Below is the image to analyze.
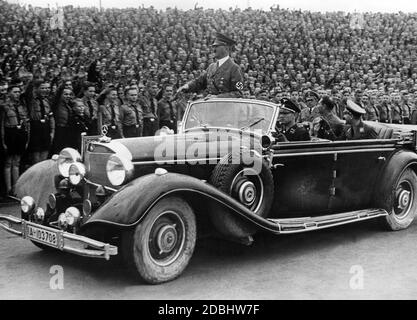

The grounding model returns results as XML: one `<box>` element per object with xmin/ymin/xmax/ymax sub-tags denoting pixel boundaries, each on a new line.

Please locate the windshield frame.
<box><xmin>180</xmin><ymin>98</ymin><xmax>280</xmax><ymax>135</ymax></box>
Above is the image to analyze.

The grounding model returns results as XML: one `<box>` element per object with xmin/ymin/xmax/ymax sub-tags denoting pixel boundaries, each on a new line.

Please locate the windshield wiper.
<box><xmin>240</xmin><ymin>117</ymin><xmax>265</xmax><ymax>130</ymax></box>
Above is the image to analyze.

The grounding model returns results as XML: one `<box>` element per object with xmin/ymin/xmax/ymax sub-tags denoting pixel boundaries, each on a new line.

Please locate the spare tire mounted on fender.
<box><xmin>209</xmin><ymin>151</ymin><xmax>274</xmax><ymax>238</ymax></box>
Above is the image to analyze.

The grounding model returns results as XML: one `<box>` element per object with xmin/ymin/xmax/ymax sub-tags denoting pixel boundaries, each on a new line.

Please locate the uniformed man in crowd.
<box><xmin>299</xmin><ymin>90</ymin><xmax>320</xmax><ymax>123</ymax></box>
<box><xmin>331</xmin><ymin>89</ymin><xmax>345</xmax><ymax>119</ymax></box>
<box><xmin>98</xmin><ymin>88</ymin><xmax>123</xmax><ymax>138</ymax></box>
<box><xmin>401</xmin><ymin>90</ymin><xmax>413</xmax><ymax>124</ymax></box>
<box><xmin>26</xmin><ymin>79</ymin><xmax>55</xmax><ymax>164</ymax></box>
<box><xmin>361</xmin><ymin>93</ymin><xmax>379</xmax><ymax>121</ymax></box>
<box><xmin>1</xmin><ymin>83</ymin><xmax>30</xmax><ymax>196</ymax></box>
<box><xmin>157</xmin><ymin>85</ymin><xmax>177</xmax><ymax>133</ymax></box>
<box><xmin>0</xmin><ymin>81</ymin><xmax>8</xmax><ymax>199</ymax></box>
<box><xmin>69</xmin><ymin>98</ymin><xmax>89</xmax><ymax>151</ymax></box>
<box><xmin>377</xmin><ymin>93</ymin><xmax>391</xmax><ymax>123</ymax></box>
<box><xmin>82</xmin><ymin>82</ymin><xmax>99</xmax><ymax>135</ymax></box>
<box><xmin>177</xmin><ymin>32</ymin><xmax>244</xmax><ymax>98</ymax></box>
<box><xmin>139</xmin><ymin>81</ymin><xmax>159</xmax><ymax>136</ymax></box>
<box><xmin>339</xmin><ymin>100</ymin><xmax>378</xmax><ymax>140</ymax></box>
<box><xmin>275</xmin><ymin>98</ymin><xmax>311</xmax><ymax>142</ymax></box>
<box><xmin>52</xmin><ymin>87</ymin><xmax>75</xmax><ymax>154</ymax></box>
<box><xmin>120</xmin><ymin>87</ymin><xmax>143</xmax><ymax>138</ymax></box>
<box><xmin>391</xmin><ymin>92</ymin><xmax>404</xmax><ymax>124</ymax></box>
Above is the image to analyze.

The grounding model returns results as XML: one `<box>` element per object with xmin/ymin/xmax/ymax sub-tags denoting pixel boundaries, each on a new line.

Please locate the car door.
<box><xmin>328</xmin><ymin>139</ymin><xmax>397</xmax><ymax>211</ymax></box>
<box><xmin>270</xmin><ymin>140</ymin><xmax>335</xmax><ymax>218</ymax></box>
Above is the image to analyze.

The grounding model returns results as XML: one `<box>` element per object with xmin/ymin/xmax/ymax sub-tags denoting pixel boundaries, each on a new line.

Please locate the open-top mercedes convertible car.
<box><xmin>1</xmin><ymin>98</ymin><xmax>417</xmax><ymax>284</ymax></box>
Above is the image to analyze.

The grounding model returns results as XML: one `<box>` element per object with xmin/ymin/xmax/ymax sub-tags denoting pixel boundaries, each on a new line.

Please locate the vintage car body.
<box><xmin>1</xmin><ymin>98</ymin><xmax>417</xmax><ymax>284</ymax></box>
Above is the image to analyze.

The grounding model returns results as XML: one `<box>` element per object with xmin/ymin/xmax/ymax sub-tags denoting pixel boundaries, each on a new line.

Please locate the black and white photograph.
<box><xmin>1</xmin><ymin>0</ymin><xmax>417</xmax><ymax>304</ymax></box>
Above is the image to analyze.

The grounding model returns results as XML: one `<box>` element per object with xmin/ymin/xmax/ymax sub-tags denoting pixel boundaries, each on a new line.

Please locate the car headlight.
<box><xmin>21</xmin><ymin>196</ymin><xmax>36</xmax><ymax>214</ymax></box>
<box><xmin>106</xmin><ymin>154</ymin><xmax>134</xmax><ymax>186</ymax></box>
<box><xmin>58</xmin><ymin>207</ymin><xmax>81</xmax><ymax>229</ymax></box>
<box><xmin>68</xmin><ymin>162</ymin><xmax>86</xmax><ymax>185</ymax></box>
<box><xmin>57</xmin><ymin>148</ymin><xmax>82</xmax><ymax>177</ymax></box>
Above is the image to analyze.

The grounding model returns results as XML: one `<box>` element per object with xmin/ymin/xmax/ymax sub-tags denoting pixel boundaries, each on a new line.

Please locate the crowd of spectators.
<box><xmin>1</xmin><ymin>1</ymin><xmax>417</xmax><ymax>94</ymax></box>
<box><xmin>1</xmin><ymin>1</ymin><xmax>417</xmax><ymax>199</ymax></box>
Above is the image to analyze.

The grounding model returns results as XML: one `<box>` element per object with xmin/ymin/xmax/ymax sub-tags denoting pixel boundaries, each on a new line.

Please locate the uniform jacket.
<box><xmin>187</xmin><ymin>57</ymin><xmax>244</xmax><ymax>98</ymax></box>
<box><xmin>139</xmin><ymin>94</ymin><xmax>158</xmax><ymax>119</ymax></box>
<box><xmin>119</xmin><ymin>103</ymin><xmax>143</xmax><ymax>127</ymax></box>
<box><xmin>377</xmin><ymin>103</ymin><xmax>391</xmax><ymax>123</ymax></box>
<box><xmin>98</xmin><ymin>103</ymin><xmax>123</xmax><ymax>137</ymax></box>
<box><xmin>157</xmin><ymin>98</ymin><xmax>177</xmax><ymax>122</ymax></box>
<box><xmin>299</xmin><ymin>105</ymin><xmax>321</xmax><ymax>123</ymax></box>
<box><xmin>339</xmin><ymin>121</ymin><xmax>378</xmax><ymax>140</ymax></box>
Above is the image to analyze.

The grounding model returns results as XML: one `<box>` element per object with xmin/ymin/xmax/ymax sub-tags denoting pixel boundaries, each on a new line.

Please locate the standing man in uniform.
<box><xmin>275</xmin><ymin>98</ymin><xmax>311</xmax><ymax>142</ymax></box>
<box><xmin>158</xmin><ymin>85</ymin><xmax>177</xmax><ymax>133</ymax></box>
<box><xmin>339</xmin><ymin>100</ymin><xmax>378</xmax><ymax>140</ymax></box>
<box><xmin>1</xmin><ymin>84</ymin><xmax>30</xmax><ymax>196</ymax></box>
<box><xmin>361</xmin><ymin>93</ymin><xmax>379</xmax><ymax>122</ymax></box>
<box><xmin>177</xmin><ymin>32</ymin><xmax>244</xmax><ymax>98</ymax></box>
<box><xmin>0</xmin><ymin>81</ymin><xmax>8</xmax><ymax>200</ymax></box>
<box><xmin>377</xmin><ymin>93</ymin><xmax>392</xmax><ymax>123</ymax></box>
<box><xmin>98</xmin><ymin>88</ymin><xmax>123</xmax><ymax>139</ymax></box>
<box><xmin>391</xmin><ymin>92</ymin><xmax>403</xmax><ymax>124</ymax></box>
<box><xmin>26</xmin><ymin>79</ymin><xmax>55</xmax><ymax>164</ymax></box>
<box><xmin>140</xmin><ymin>81</ymin><xmax>159</xmax><ymax>136</ymax></box>
<box><xmin>401</xmin><ymin>90</ymin><xmax>412</xmax><ymax>124</ymax></box>
<box><xmin>82</xmin><ymin>82</ymin><xmax>99</xmax><ymax>135</ymax></box>
<box><xmin>120</xmin><ymin>87</ymin><xmax>143</xmax><ymax>138</ymax></box>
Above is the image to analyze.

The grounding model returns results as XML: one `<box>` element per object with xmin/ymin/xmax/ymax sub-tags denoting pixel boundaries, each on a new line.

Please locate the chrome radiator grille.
<box><xmin>84</xmin><ymin>150</ymin><xmax>113</xmax><ymax>186</ymax></box>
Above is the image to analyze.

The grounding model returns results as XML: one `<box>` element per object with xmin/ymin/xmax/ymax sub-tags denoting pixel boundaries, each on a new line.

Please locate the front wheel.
<box><xmin>121</xmin><ymin>196</ymin><xmax>196</xmax><ymax>284</ymax></box>
<box><xmin>382</xmin><ymin>168</ymin><xmax>417</xmax><ymax>230</ymax></box>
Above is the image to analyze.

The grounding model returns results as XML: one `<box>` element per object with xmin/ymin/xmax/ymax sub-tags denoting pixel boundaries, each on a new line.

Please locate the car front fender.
<box><xmin>81</xmin><ymin>172</ymin><xmax>280</xmax><ymax>233</ymax></box>
<box><xmin>15</xmin><ymin>159</ymin><xmax>58</xmax><ymax>210</ymax></box>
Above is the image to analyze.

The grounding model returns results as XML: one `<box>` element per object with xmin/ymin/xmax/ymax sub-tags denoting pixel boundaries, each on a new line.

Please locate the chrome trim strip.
<box><xmin>0</xmin><ymin>215</ymin><xmax>23</xmax><ymax>236</ymax></box>
<box><xmin>269</xmin><ymin>208</ymin><xmax>388</xmax><ymax>234</ymax></box>
<box><xmin>274</xmin><ymin>148</ymin><xmax>396</xmax><ymax>157</ymax></box>
<box><xmin>132</xmin><ymin>157</ymin><xmax>223</xmax><ymax>165</ymax></box>
<box><xmin>0</xmin><ymin>215</ymin><xmax>117</xmax><ymax>260</ymax></box>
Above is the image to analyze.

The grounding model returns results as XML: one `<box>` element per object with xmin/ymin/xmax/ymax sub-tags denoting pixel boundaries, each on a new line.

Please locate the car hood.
<box><xmin>112</xmin><ymin>128</ymin><xmax>261</xmax><ymax>162</ymax></box>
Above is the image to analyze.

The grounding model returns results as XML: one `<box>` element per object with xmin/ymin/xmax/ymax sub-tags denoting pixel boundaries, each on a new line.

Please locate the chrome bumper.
<box><xmin>0</xmin><ymin>214</ymin><xmax>118</xmax><ymax>260</ymax></box>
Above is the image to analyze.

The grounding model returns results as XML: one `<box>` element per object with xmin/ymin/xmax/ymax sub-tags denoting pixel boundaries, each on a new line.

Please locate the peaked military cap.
<box><xmin>346</xmin><ymin>99</ymin><xmax>366</xmax><ymax>115</ymax></box>
<box><xmin>280</xmin><ymin>98</ymin><xmax>301</xmax><ymax>113</ymax></box>
<box><xmin>305</xmin><ymin>90</ymin><xmax>320</xmax><ymax>101</ymax></box>
<box><xmin>212</xmin><ymin>32</ymin><xmax>236</xmax><ymax>47</ymax></box>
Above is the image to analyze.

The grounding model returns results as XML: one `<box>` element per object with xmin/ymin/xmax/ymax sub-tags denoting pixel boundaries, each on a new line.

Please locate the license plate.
<box><xmin>27</xmin><ymin>225</ymin><xmax>58</xmax><ymax>247</ymax></box>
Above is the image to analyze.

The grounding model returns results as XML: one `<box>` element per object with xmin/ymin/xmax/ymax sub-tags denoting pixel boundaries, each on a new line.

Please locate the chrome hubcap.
<box><xmin>398</xmin><ymin>190</ymin><xmax>411</xmax><ymax>210</ymax></box>
<box><xmin>230</xmin><ymin>168</ymin><xmax>264</xmax><ymax>213</ymax></box>
<box><xmin>238</xmin><ymin>181</ymin><xmax>257</xmax><ymax>206</ymax></box>
<box><xmin>394</xmin><ymin>180</ymin><xmax>414</xmax><ymax>219</ymax></box>
<box><xmin>156</xmin><ymin>224</ymin><xmax>178</xmax><ymax>254</ymax></box>
<box><xmin>148</xmin><ymin>211</ymin><xmax>186</xmax><ymax>267</ymax></box>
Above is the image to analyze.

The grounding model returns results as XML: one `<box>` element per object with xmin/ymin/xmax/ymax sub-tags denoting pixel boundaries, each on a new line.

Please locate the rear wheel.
<box><xmin>382</xmin><ymin>168</ymin><xmax>417</xmax><ymax>230</ymax></box>
<box><xmin>121</xmin><ymin>197</ymin><xmax>196</xmax><ymax>284</ymax></box>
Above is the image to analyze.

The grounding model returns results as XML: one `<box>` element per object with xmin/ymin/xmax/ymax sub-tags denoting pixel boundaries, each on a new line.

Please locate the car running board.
<box><xmin>267</xmin><ymin>208</ymin><xmax>388</xmax><ymax>234</ymax></box>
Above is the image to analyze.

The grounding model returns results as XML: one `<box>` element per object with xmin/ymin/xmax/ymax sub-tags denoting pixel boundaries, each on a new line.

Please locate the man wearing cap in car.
<box><xmin>177</xmin><ymin>32</ymin><xmax>244</xmax><ymax>98</ymax></box>
<box><xmin>275</xmin><ymin>98</ymin><xmax>311</xmax><ymax>142</ymax></box>
<box><xmin>339</xmin><ymin>100</ymin><xmax>378</xmax><ymax>140</ymax></box>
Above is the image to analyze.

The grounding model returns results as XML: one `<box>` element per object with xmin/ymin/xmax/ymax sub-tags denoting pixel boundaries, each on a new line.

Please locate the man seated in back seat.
<box><xmin>338</xmin><ymin>100</ymin><xmax>378</xmax><ymax>140</ymax></box>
